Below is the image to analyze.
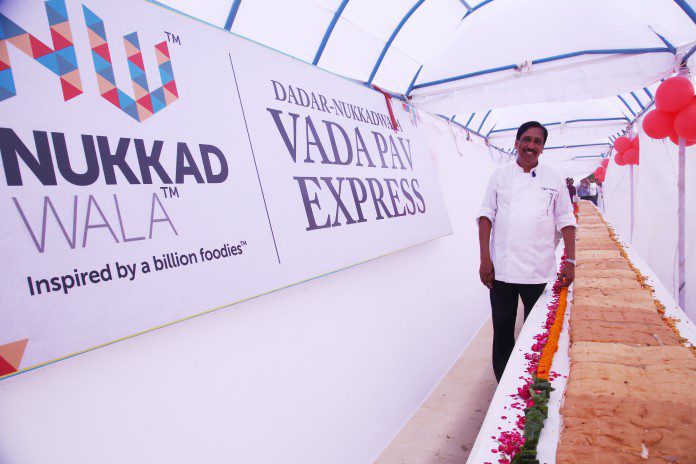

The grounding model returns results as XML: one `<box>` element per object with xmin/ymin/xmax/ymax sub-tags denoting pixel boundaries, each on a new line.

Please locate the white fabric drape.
<box><xmin>603</xmin><ymin>120</ymin><xmax>696</xmax><ymax>320</ymax></box>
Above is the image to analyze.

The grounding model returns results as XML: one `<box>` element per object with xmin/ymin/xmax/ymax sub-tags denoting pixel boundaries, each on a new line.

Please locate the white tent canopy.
<box><xmin>2</xmin><ymin>3</ymin><xmax>696</xmax><ymax>464</ymax></box>
<box><xmin>156</xmin><ymin>0</ymin><xmax>696</xmax><ymax>176</ymax></box>
<box><xmin>410</xmin><ymin>0</ymin><xmax>695</xmax><ymax>113</ymax></box>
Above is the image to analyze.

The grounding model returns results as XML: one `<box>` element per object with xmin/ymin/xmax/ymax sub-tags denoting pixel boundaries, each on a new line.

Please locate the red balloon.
<box><xmin>613</xmin><ymin>136</ymin><xmax>632</xmax><ymax>153</ymax></box>
<box><xmin>623</xmin><ymin>148</ymin><xmax>639</xmax><ymax>165</ymax></box>
<box><xmin>601</xmin><ymin>158</ymin><xmax>609</xmax><ymax>169</ymax></box>
<box><xmin>642</xmin><ymin>109</ymin><xmax>676</xmax><ymax>139</ymax></box>
<box><xmin>674</xmin><ymin>104</ymin><xmax>696</xmax><ymax>140</ymax></box>
<box><xmin>655</xmin><ymin>76</ymin><xmax>695</xmax><ymax>113</ymax></box>
<box><xmin>631</xmin><ymin>136</ymin><xmax>639</xmax><ymax>150</ymax></box>
<box><xmin>615</xmin><ymin>151</ymin><xmax>627</xmax><ymax>166</ymax></box>
<box><xmin>596</xmin><ymin>167</ymin><xmax>606</xmax><ymax>182</ymax></box>
<box><xmin>668</xmin><ymin>132</ymin><xmax>696</xmax><ymax>146</ymax></box>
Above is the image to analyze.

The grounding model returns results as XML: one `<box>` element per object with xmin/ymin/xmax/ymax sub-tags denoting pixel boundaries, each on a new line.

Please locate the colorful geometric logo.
<box><xmin>0</xmin><ymin>0</ymin><xmax>178</xmax><ymax>122</ymax></box>
<box><xmin>82</xmin><ymin>5</ymin><xmax>178</xmax><ymax>122</ymax></box>
<box><xmin>0</xmin><ymin>339</ymin><xmax>28</xmax><ymax>377</ymax></box>
<box><xmin>0</xmin><ymin>0</ymin><xmax>83</xmax><ymax>102</ymax></box>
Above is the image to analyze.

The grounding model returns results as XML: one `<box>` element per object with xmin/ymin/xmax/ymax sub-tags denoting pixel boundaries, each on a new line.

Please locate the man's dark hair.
<box><xmin>516</xmin><ymin>121</ymin><xmax>548</xmax><ymax>144</ymax></box>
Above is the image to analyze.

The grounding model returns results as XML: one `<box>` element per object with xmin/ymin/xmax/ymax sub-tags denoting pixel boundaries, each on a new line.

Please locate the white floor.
<box><xmin>375</xmin><ymin>304</ymin><xmax>528</xmax><ymax>464</ymax></box>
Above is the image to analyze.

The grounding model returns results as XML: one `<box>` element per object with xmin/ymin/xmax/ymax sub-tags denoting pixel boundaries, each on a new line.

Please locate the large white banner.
<box><xmin>0</xmin><ymin>0</ymin><xmax>452</xmax><ymax>378</ymax></box>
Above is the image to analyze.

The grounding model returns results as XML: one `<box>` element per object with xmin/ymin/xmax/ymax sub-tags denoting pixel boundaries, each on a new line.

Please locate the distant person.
<box><xmin>587</xmin><ymin>180</ymin><xmax>598</xmax><ymax>206</ymax></box>
<box><xmin>567</xmin><ymin>178</ymin><xmax>579</xmax><ymax>217</ymax></box>
<box><xmin>566</xmin><ymin>178</ymin><xmax>577</xmax><ymax>203</ymax></box>
<box><xmin>577</xmin><ymin>179</ymin><xmax>589</xmax><ymax>201</ymax></box>
<box><xmin>477</xmin><ymin>121</ymin><xmax>577</xmax><ymax>382</ymax></box>
<box><xmin>596</xmin><ymin>180</ymin><xmax>605</xmax><ymax>212</ymax></box>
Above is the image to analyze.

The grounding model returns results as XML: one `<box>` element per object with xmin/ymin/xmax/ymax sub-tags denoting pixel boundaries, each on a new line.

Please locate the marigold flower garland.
<box><xmin>596</xmin><ymin>207</ymin><xmax>694</xmax><ymax>355</ymax></box>
<box><xmin>485</xmin><ymin>203</ymin><xmax>695</xmax><ymax>464</ymax></box>
<box><xmin>536</xmin><ymin>287</ymin><xmax>568</xmax><ymax>380</ymax></box>
<box><xmin>485</xmin><ymin>261</ymin><xmax>569</xmax><ymax>464</ymax></box>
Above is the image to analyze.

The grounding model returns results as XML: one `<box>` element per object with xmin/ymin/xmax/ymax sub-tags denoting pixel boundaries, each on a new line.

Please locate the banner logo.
<box><xmin>0</xmin><ymin>0</ymin><xmax>178</xmax><ymax>122</ymax></box>
<box><xmin>0</xmin><ymin>1</ymin><xmax>82</xmax><ymax>102</ymax></box>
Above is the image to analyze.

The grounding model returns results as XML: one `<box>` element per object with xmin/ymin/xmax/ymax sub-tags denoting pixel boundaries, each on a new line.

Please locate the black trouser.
<box><xmin>580</xmin><ymin>195</ymin><xmax>598</xmax><ymax>206</ymax></box>
<box><xmin>490</xmin><ymin>280</ymin><xmax>547</xmax><ymax>381</ymax></box>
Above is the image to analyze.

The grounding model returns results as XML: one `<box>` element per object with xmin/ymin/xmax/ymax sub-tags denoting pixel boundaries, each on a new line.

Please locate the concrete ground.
<box><xmin>375</xmin><ymin>304</ymin><xmax>526</xmax><ymax>464</ymax></box>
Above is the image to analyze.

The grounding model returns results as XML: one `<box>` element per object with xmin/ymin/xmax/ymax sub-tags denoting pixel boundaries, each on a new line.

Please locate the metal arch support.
<box><xmin>617</xmin><ymin>95</ymin><xmax>637</xmax><ymax>117</ymax></box>
<box><xmin>366</xmin><ymin>0</ymin><xmax>426</xmax><ymax>86</ymax></box>
<box><xmin>487</xmin><ymin>117</ymin><xmax>629</xmax><ymax>135</ymax></box>
<box><xmin>444</xmin><ymin>115</ymin><xmax>507</xmax><ymax>152</ymax></box>
<box><xmin>643</xmin><ymin>87</ymin><xmax>654</xmax><ymax>100</ymax></box>
<box><xmin>477</xmin><ymin>109</ymin><xmax>492</xmax><ymax>133</ymax></box>
<box><xmin>630</xmin><ymin>91</ymin><xmax>646</xmax><ymax>110</ymax></box>
<box><xmin>224</xmin><ymin>0</ymin><xmax>242</xmax><ymax>30</ymax></box>
<box><xmin>566</xmin><ymin>116</ymin><xmax>630</xmax><ymax>124</ymax></box>
<box><xmin>461</xmin><ymin>0</ymin><xmax>495</xmax><ymax>20</ymax></box>
<box><xmin>411</xmin><ymin>47</ymin><xmax>672</xmax><ymax>91</ymax></box>
<box><xmin>674</xmin><ymin>0</ymin><xmax>696</xmax><ymax>24</ymax></box>
<box><xmin>465</xmin><ymin>113</ymin><xmax>476</xmax><ymax>128</ymax></box>
<box><xmin>683</xmin><ymin>43</ymin><xmax>696</xmax><ymax>64</ymax></box>
<box><xmin>405</xmin><ymin>65</ymin><xmax>423</xmax><ymax>96</ymax></box>
<box><xmin>532</xmin><ymin>48</ymin><xmax>671</xmax><ymax>65</ymax></box>
<box><xmin>653</xmin><ymin>32</ymin><xmax>677</xmax><ymax>54</ymax></box>
<box><xmin>545</xmin><ymin>143</ymin><xmax>611</xmax><ymax>150</ymax></box>
<box><xmin>312</xmin><ymin>0</ymin><xmax>350</xmax><ymax>65</ymax></box>
<box><xmin>406</xmin><ymin>0</ymin><xmax>495</xmax><ymax>95</ymax></box>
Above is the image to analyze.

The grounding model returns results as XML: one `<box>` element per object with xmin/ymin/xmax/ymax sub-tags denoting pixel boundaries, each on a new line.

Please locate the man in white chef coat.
<box><xmin>477</xmin><ymin>121</ymin><xmax>577</xmax><ymax>381</ymax></box>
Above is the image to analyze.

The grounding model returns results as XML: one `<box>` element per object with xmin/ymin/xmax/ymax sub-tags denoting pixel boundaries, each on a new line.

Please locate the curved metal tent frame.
<box><xmin>156</xmin><ymin>0</ymin><xmax>696</xmax><ymax>170</ymax></box>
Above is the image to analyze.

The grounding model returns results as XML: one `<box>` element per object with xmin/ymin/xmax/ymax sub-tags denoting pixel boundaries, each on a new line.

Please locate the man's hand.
<box><xmin>478</xmin><ymin>217</ymin><xmax>494</xmax><ymax>289</ymax></box>
<box><xmin>560</xmin><ymin>226</ymin><xmax>576</xmax><ymax>288</ymax></box>
<box><xmin>560</xmin><ymin>261</ymin><xmax>575</xmax><ymax>287</ymax></box>
<box><xmin>480</xmin><ymin>257</ymin><xmax>495</xmax><ymax>289</ymax></box>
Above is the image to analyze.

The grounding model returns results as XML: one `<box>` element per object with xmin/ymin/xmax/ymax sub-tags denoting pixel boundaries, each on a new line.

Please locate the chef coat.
<box><xmin>477</xmin><ymin>162</ymin><xmax>577</xmax><ymax>284</ymax></box>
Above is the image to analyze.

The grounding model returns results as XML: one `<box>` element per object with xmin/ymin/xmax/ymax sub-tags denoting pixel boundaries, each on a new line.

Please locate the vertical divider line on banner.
<box><xmin>227</xmin><ymin>53</ymin><xmax>282</xmax><ymax>264</ymax></box>
<box><xmin>678</xmin><ymin>137</ymin><xmax>686</xmax><ymax>309</ymax></box>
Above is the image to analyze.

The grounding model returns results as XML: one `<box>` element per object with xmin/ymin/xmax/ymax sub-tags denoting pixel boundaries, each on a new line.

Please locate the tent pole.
<box><xmin>678</xmin><ymin>137</ymin><xmax>686</xmax><ymax>309</ymax></box>
<box><xmin>630</xmin><ymin>164</ymin><xmax>635</xmax><ymax>243</ymax></box>
<box><xmin>627</xmin><ymin>125</ymin><xmax>635</xmax><ymax>243</ymax></box>
<box><xmin>676</xmin><ymin>65</ymin><xmax>688</xmax><ymax>310</ymax></box>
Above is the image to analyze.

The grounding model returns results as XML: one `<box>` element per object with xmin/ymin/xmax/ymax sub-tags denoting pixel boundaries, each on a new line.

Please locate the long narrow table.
<box><xmin>467</xmin><ymin>202</ymin><xmax>696</xmax><ymax>464</ymax></box>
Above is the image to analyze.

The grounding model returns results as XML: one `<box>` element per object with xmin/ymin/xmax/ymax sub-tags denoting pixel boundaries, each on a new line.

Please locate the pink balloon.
<box><xmin>674</xmin><ymin>104</ymin><xmax>696</xmax><ymax>141</ymax></box>
<box><xmin>623</xmin><ymin>148</ymin><xmax>639</xmax><ymax>165</ymax></box>
<box><xmin>613</xmin><ymin>136</ymin><xmax>632</xmax><ymax>153</ymax></box>
<box><xmin>614</xmin><ymin>151</ymin><xmax>627</xmax><ymax>166</ymax></box>
<box><xmin>642</xmin><ymin>109</ymin><xmax>676</xmax><ymax>139</ymax></box>
<box><xmin>655</xmin><ymin>77</ymin><xmax>695</xmax><ymax>113</ymax></box>
<box><xmin>668</xmin><ymin>132</ymin><xmax>696</xmax><ymax>146</ymax></box>
<box><xmin>601</xmin><ymin>158</ymin><xmax>609</xmax><ymax>169</ymax></box>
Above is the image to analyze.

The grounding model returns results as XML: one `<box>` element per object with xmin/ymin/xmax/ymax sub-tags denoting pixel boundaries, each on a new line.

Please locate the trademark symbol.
<box><xmin>159</xmin><ymin>186</ymin><xmax>180</xmax><ymax>198</ymax></box>
<box><xmin>240</xmin><ymin>240</ymin><xmax>247</xmax><ymax>246</ymax></box>
<box><xmin>164</xmin><ymin>31</ymin><xmax>181</xmax><ymax>45</ymax></box>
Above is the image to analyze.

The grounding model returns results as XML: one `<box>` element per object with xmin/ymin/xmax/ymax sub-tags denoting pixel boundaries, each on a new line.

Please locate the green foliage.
<box><xmin>511</xmin><ymin>376</ymin><xmax>555</xmax><ymax>464</ymax></box>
